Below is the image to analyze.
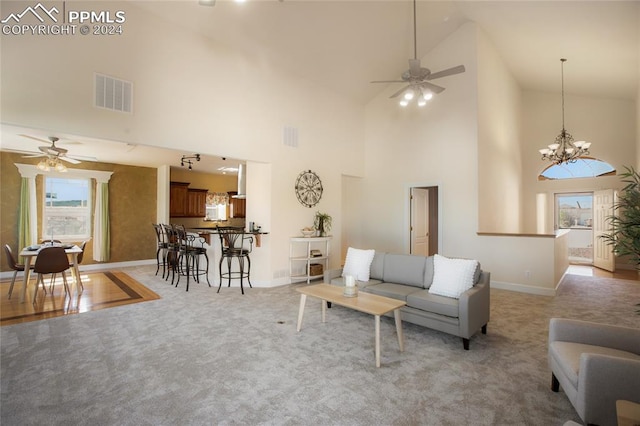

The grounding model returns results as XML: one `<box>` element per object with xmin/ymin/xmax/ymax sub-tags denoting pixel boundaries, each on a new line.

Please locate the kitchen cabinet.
<box><xmin>187</xmin><ymin>189</ymin><xmax>207</xmax><ymax>217</ymax></box>
<box><xmin>170</xmin><ymin>182</ymin><xmax>189</xmax><ymax>216</ymax></box>
<box><xmin>289</xmin><ymin>236</ymin><xmax>331</xmax><ymax>283</ymax></box>
<box><xmin>227</xmin><ymin>191</ymin><xmax>246</xmax><ymax>218</ymax></box>
<box><xmin>170</xmin><ymin>181</ymin><xmax>207</xmax><ymax>217</ymax></box>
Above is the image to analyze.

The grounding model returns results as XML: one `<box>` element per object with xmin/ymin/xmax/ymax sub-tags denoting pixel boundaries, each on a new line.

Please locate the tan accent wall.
<box><xmin>0</xmin><ymin>152</ymin><xmax>157</xmax><ymax>271</ymax></box>
<box><xmin>170</xmin><ymin>167</ymin><xmax>237</xmax><ymax>193</ymax></box>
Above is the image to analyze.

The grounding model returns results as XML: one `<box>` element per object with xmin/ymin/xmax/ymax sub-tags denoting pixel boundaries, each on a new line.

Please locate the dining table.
<box><xmin>18</xmin><ymin>243</ymin><xmax>83</xmax><ymax>303</ymax></box>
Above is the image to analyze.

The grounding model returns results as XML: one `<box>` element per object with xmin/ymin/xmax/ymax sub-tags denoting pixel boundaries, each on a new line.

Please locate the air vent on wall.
<box><xmin>283</xmin><ymin>126</ymin><xmax>298</xmax><ymax>148</ymax></box>
<box><xmin>95</xmin><ymin>73</ymin><xmax>133</xmax><ymax>113</ymax></box>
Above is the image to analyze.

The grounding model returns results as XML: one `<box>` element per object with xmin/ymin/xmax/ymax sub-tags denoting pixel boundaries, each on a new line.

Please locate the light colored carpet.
<box><xmin>1</xmin><ymin>266</ymin><xmax>639</xmax><ymax>425</ymax></box>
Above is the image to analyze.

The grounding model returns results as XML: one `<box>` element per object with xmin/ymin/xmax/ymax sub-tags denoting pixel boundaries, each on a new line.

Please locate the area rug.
<box><xmin>0</xmin><ymin>271</ymin><xmax>160</xmax><ymax>326</ymax></box>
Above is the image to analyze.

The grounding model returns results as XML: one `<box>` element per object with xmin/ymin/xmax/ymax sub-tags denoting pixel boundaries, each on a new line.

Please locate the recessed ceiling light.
<box><xmin>217</xmin><ymin>166</ymin><xmax>239</xmax><ymax>173</ymax></box>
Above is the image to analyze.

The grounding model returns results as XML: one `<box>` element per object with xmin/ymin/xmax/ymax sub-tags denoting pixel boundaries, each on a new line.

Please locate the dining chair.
<box><xmin>32</xmin><ymin>246</ymin><xmax>71</xmax><ymax>303</ymax></box>
<box><xmin>64</xmin><ymin>240</ymin><xmax>88</xmax><ymax>292</ymax></box>
<box><xmin>4</xmin><ymin>244</ymin><xmax>35</xmax><ymax>299</ymax></box>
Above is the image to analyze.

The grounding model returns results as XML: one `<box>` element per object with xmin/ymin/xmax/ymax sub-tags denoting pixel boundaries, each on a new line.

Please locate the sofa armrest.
<box><xmin>578</xmin><ymin>354</ymin><xmax>640</xmax><ymax>425</ymax></box>
<box><xmin>323</xmin><ymin>268</ymin><xmax>343</xmax><ymax>283</ymax></box>
<box><xmin>549</xmin><ymin>318</ymin><xmax>640</xmax><ymax>355</ymax></box>
<box><xmin>458</xmin><ymin>271</ymin><xmax>491</xmax><ymax>338</ymax></box>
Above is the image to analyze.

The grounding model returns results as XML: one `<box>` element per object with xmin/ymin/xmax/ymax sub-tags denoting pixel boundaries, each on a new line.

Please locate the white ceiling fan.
<box><xmin>20</xmin><ymin>135</ymin><xmax>82</xmax><ymax>164</ymax></box>
<box><xmin>371</xmin><ymin>0</ymin><xmax>465</xmax><ymax>106</ymax></box>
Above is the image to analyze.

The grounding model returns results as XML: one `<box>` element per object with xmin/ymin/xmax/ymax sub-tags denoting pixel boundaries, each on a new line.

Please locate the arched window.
<box><xmin>538</xmin><ymin>157</ymin><xmax>616</xmax><ymax>180</ymax></box>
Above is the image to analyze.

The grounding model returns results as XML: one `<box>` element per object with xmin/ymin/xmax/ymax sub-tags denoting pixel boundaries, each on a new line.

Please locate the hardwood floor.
<box><xmin>0</xmin><ymin>271</ymin><xmax>160</xmax><ymax>326</ymax></box>
<box><xmin>566</xmin><ymin>264</ymin><xmax>640</xmax><ymax>281</ymax></box>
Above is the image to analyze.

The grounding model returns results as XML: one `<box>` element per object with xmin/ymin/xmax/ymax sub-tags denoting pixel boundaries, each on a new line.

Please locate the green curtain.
<box><xmin>93</xmin><ymin>181</ymin><xmax>110</xmax><ymax>261</ymax></box>
<box><xmin>17</xmin><ymin>177</ymin><xmax>31</xmax><ymax>252</ymax></box>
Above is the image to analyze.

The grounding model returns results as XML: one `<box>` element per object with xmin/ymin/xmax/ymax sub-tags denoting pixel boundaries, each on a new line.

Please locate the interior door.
<box><xmin>410</xmin><ymin>188</ymin><xmax>429</xmax><ymax>256</ymax></box>
<box><xmin>593</xmin><ymin>189</ymin><xmax>616</xmax><ymax>272</ymax></box>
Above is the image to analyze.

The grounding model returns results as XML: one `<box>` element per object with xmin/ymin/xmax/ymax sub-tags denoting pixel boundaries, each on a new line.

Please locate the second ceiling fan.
<box><xmin>371</xmin><ymin>0</ymin><xmax>465</xmax><ymax>106</ymax></box>
<box><xmin>20</xmin><ymin>135</ymin><xmax>82</xmax><ymax>165</ymax></box>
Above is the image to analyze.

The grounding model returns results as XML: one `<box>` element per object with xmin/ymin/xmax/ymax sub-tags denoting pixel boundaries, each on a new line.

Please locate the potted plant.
<box><xmin>314</xmin><ymin>211</ymin><xmax>332</xmax><ymax>237</ymax></box>
<box><xmin>601</xmin><ymin>166</ymin><xmax>640</xmax><ymax>274</ymax></box>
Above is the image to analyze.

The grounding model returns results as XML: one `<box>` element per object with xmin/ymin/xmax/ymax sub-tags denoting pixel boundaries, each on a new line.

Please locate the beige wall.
<box><xmin>477</xmin><ymin>28</ymin><xmax>523</xmax><ymax>233</ymax></box>
<box><xmin>362</xmin><ymin>23</ymin><xmax>479</xmax><ymax>257</ymax></box>
<box><xmin>0</xmin><ymin>152</ymin><xmax>157</xmax><ymax>271</ymax></box>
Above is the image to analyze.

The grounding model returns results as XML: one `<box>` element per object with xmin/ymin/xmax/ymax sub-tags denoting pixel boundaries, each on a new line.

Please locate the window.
<box><xmin>539</xmin><ymin>158</ymin><xmax>615</xmax><ymax>180</ymax></box>
<box><xmin>205</xmin><ymin>192</ymin><xmax>228</xmax><ymax>221</ymax></box>
<box><xmin>555</xmin><ymin>193</ymin><xmax>593</xmax><ymax>229</ymax></box>
<box><xmin>43</xmin><ymin>177</ymin><xmax>91</xmax><ymax>241</ymax></box>
<box><xmin>206</xmin><ymin>204</ymin><xmax>227</xmax><ymax>221</ymax></box>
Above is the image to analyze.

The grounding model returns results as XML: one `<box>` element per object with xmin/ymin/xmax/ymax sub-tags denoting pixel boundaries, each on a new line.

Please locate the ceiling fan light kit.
<box><xmin>371</xmin><ymin>0</ymin><xmax>465</xmax><ymax>108</ymax></box>
<box><xmin>538</xmin><ymin>58</ymin><xmax>591</xmax><ymax>165</ymax></box>
<box><xmin>37</xmin><ymin>157</ymin><xmax>67</xmax><ymax>172</ymax></box>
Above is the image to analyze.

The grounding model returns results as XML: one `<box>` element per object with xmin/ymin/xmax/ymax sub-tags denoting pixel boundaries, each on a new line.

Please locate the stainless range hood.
<box><xmin>232</xmin><ymin>163</ymin><xmax>246</xmax><ymax>199</ymax></box>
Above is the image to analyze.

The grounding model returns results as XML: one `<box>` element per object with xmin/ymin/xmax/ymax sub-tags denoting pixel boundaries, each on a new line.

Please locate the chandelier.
<box><xmin>539</xmin><ymin>59</ymin><xmax>591</xmax><ymax>165</ymax></box>
<box><xmin>37</xmin><ymin>156</ymin><xmax>67</xmax><ymax>172</ymax></box>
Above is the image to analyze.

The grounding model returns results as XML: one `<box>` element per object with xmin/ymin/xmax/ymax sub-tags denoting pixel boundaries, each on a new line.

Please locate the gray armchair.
<box><xmin>548</xmin><ymin>318</ymin><xmax>640</xmax><ymax>426</ymax></box>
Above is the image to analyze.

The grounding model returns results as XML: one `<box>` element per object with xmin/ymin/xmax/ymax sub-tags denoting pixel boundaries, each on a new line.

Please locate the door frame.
<box><xmin>406</xmin><ymin>184</ymin><xmax>441</xmax><ymax>255</ymax></box>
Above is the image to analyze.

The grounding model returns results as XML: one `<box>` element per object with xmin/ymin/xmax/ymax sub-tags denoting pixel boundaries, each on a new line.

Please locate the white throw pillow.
<box><xmin>428</xmin><ymin>254</ymin><xmax>478</xmax><ymax>299</ymax></box>
<box><xmin>342</xmin><ymin>247</ymin><xmax>375</xmax><ymax>282</ymax></box>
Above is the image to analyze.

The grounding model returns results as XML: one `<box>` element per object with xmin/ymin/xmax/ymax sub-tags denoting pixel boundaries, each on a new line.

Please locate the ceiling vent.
<box><xmin>95</xmin><ymin>73</ymin><xmax>133</xmax><ymax>113</ymax></box>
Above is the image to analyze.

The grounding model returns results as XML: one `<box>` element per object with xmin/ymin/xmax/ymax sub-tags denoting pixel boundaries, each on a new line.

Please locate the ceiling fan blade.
<box><xmin>409</xmin><ymin>59</ymin><xmax>422</xmax><ymax>77</ymax></box>
<box><xmin>426</xmin><ymin>65</ymin><xmax>465</xmax><ymax>80</ymax></box>
<box><xmin>22</xmin><ymin>153</ymin><xmax>46</xmax><ymax>158</ymax></box>
<box><xmin>418</xmin><ymin>81</ymin><xmax>446</xmax><ymax>94</ymax></box>
<box><xmin>59</xmin><ymin>156</ymin><xmax>81</xmax><ymax>164</ymax></box>
<box><xmin>19</xmin><ymin>134</ymin><xmax>51</xmax><ymax>144</ymax></box>
<box><xmin>390</xmin><ymin>85</ymin><xmax>411</xmax><ymax>99</ymax></box>
<box><xmin>371</xmin><ymin>80</ymin><xmax>406</xmax><ymax>84</ymax></box>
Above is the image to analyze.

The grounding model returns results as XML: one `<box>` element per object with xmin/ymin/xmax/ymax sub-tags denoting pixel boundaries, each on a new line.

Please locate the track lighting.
<box><xmin>181</xmin><ymin>154</ymin><xmax>201</xmax><ymax>170</ymax></box>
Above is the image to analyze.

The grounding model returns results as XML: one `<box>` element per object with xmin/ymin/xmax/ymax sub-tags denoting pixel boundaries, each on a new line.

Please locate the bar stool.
<box><xmin>152</xmin><ymin>224</ymin><xmax>169</xmax><ymax>278</ymax></box>
<box><xmin>217</xmin><ymin>227</ymin><xmax>253</xmax><ymax>294</ymax></box>
<box><xmin>172</xmin><ymin>224</ymin><xmax>210</xmax><ymax>291</ymax></box>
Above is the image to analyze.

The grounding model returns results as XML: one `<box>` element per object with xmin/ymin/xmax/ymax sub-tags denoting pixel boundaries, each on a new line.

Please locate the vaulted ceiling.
<box><xmin>1</xmin><ymin>1</ymin><xmax>638</xmax><ymax>169</ymax></box>
<box><xmin>136</xmin><ymin>0</ymin><xmax>639</xmax><ymax>103</ymax></box>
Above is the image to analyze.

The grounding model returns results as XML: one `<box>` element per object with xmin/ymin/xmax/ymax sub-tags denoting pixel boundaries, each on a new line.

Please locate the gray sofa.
<box><xmin>324</xmin><ymin>251</ymin><xmax>490</xmax><ymax>350</ymax></box>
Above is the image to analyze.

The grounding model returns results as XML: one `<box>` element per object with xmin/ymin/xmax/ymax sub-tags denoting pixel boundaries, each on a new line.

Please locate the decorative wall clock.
<box><xmin>295</xmin><ymin>170</ymin><xmax>323</xmax><ymax>208</ymax></box>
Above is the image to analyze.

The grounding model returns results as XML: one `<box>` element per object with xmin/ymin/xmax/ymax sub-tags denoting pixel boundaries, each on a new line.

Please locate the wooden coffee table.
<box><xmin>296</xmin><ymin>283</ymin><xmax>406</xmax><ymax>367</ymax></box>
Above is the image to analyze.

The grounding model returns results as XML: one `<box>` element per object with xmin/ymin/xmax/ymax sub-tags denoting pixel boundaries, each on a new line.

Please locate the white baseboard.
<box><xmin>491</xmin><ymin>280</ymin><xmax>556</xmax><ymax>297</ymax></box>
<box><xmin>79</xmin><ymin>259</ymin><xmax>157</xmax><ymax>271</ymax></box>
<box><xmin>0</xmin><ymin>259</ymin><xmax>157</xmax><ymax>280</ymax></box>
